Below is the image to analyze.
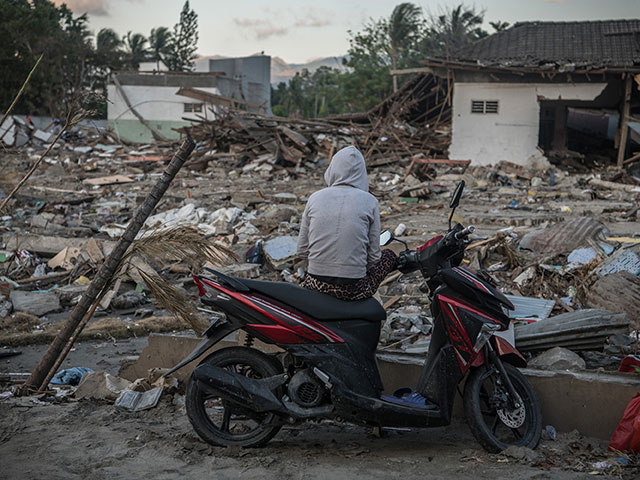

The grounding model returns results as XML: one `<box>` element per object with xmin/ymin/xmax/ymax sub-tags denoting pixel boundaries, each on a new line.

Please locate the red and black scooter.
<box><xmin>167</xmin><ymin>181</ymin><xmax>542</xmax><ymax>453</ymax></box>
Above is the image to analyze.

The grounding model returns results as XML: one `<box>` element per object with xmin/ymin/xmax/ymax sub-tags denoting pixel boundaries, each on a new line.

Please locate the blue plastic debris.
<box><xmin>50</xmin><ymin>367</ymin><xmax>94</xmax><ymax>386</ymax></box>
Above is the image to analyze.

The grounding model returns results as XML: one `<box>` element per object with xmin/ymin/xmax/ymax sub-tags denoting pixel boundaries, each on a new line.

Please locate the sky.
<box><xmin>54</xmin><ymin>0</ymin><xmax>640</xmax><ymax>64</ymax></box>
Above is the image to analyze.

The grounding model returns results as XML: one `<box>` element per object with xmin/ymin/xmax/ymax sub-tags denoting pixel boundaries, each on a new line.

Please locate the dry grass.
<box><xmin>0</xmin><ymin>315</ymin><xmax>189</xmax><ymax>347</ymax></box>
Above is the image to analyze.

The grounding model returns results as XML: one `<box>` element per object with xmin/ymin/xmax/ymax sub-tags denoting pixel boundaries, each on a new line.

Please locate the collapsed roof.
<box><xmin>439</xmin><ymin>20</ymin><xmax>640</xmax><ymax>72</ymax></box>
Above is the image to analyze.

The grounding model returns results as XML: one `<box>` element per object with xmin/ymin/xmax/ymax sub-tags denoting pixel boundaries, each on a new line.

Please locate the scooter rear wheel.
<box><xmin>185</xmin><ymin>346</ymin><xmax>283</xmax><ymax>447</ymax></box>
<box><xmin>464</xmin><ymin>362</ymin><xmax>542</xmax><ymax>453</ymax></box>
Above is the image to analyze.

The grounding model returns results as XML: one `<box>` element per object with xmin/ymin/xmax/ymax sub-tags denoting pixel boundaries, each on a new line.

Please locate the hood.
<box><xmin>324</xmin><ymin>146</ymin><xmax>368</xmax><ymax>191</ymax></box>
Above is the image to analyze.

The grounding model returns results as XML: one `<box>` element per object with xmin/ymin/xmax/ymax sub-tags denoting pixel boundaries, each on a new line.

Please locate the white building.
<box><xmin>424</xmin><ymin>20</ymin><xmax>640</xmax><ymax>168</ymax></box>
<box><xmin>108</xmin><ymin>55</ymin><xmax>271</xmax><ymax>143</ymax></box>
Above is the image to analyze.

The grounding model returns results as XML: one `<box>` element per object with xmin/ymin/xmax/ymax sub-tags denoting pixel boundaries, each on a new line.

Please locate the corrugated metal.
<box><xmin>506</xmin><ymin>294</ymin><xmax>555</xmax><ymax>320</ymax></box>
<box><xmin>518</xmin><ymin>217</ymin><xmax>609</xmax><ymax>254</ymax></box>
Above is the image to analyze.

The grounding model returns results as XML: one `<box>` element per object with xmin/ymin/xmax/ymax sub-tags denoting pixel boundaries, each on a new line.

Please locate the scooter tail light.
<box><xmin>473</xmin><ymin>322</ymin><xmax>501</xmax><ymax>353</ymax></box>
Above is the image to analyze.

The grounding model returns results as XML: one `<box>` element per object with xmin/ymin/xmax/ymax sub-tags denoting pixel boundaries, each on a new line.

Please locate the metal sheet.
<box><xmin>519</xmin><ymin>217</ymin><xmax>609</xmax><ymax>254</ymax></box>
<box><xmin>505</xmin><ymin>294</ymin><xmax>555</xmax><ymax>321</ymax></box>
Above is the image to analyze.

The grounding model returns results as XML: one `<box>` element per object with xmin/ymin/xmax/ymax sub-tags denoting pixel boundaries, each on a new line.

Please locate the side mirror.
<box><xmin>380</xmin><ymin>230</ymin><xmax>394</xmax><ymax>246</ymax></box>
<box><xmin>449</xmin><ymin>180</ymin><xmax>465</xmax><ymax>209</ymax></box>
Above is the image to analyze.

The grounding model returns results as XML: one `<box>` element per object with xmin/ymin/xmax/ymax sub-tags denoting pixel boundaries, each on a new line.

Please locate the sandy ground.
<box><xmin>1</xmin><ymin>337</ymin><xmax>636</xmax><ymax>480</ymax></box>
<box><xmin>0</xmin><ymin>396</ymin><xmax>626</xmax><ymax>480</ymax></box>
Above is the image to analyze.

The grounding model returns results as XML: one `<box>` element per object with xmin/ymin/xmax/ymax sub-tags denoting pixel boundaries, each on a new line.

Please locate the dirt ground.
<box><xmin>1</xmin><ymin>337</ymin><xmax>636</xmax><ymax>480</ymax></box>
<box><xmin>0</xmin><ymin>396</ymin><xmax>629</xmax><ymax>480</ymax></box>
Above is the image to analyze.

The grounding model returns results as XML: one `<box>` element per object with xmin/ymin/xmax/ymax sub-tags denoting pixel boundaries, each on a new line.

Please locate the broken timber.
<box><xmin>20</xmin><ymin>137</ymin><xmax>196</xmax><ymax>394</ymax></box>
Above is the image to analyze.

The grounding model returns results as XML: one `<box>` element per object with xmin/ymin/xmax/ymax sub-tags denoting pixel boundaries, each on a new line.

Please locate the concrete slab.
<box><xmin>125</xmin><ymin>334</ymin><xmax>640</xmax><ymax>440</ymax></box>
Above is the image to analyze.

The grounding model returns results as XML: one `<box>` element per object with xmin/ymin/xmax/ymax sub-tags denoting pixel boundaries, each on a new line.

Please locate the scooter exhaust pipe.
<box><xmin>192</xmin><ymin>364</ymin><xmax>287</xmax><ymax>413</ymax></box>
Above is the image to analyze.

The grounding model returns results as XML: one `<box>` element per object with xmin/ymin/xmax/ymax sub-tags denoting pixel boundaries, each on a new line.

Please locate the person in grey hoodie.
<box><xmin>297</xmin><ymin>146</ymin><xmax>397</xmax><ymax>301</ymax></box>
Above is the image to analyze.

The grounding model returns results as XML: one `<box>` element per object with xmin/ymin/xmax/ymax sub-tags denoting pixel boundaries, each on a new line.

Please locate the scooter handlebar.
<box><xmin>454</xmin><ymin>225</ymin><xmax>475</xmax><ymax>240</ymax></box>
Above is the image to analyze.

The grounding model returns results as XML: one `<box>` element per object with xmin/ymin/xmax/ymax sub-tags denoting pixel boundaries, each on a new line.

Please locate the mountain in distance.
<box><xmin>194</xmin><ymin>54</ymin><xmax>349</xmax><ymax>85</ymax></box>
<box><xmin>270</xmin><ymin>55</ymin><xmax>348</xmax><ymax>85</ymax></box>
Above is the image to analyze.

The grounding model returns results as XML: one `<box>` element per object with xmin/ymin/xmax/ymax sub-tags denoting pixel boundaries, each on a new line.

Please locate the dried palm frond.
<box><xmin>123</xmin><ymin>224</ymin><xmax>235</xmax><ymax>269</ymax></box>
<box><xmin>136</xmin><ymin>268</ymin><xmax>209</xmax><ymax>334</ymax></box>
<box><xmin>106</xmin><ymin>225</ymin><xmax>235</xmax><ymax>334</ymax></box>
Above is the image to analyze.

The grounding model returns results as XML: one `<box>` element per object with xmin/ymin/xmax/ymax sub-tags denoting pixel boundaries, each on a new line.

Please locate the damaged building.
<box><xmin>108</xmin><ymin>55</ymin><xmax>271</xmax><ymax>143</ymax></box>
<box><xmin>423</xmin><ymin>20</ymin><xmax>640</xmax><ymax>168</ymax></box>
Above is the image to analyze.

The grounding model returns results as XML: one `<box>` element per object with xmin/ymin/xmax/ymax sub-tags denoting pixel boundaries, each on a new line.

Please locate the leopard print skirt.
<box><xmin>302</xmin><ymin>249</ymin><xmax>398</xmax><ymax>301</ymax></box>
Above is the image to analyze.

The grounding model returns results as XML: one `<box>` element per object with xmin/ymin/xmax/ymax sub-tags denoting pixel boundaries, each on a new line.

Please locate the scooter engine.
<box><xmin>287</xmin><ymin>369</ymin><xmax>325</xmax><ymax>408</ymax></box>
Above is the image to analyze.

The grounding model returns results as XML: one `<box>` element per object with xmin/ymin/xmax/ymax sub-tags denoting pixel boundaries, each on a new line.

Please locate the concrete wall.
<box><xmin>449</xmin><ymin>82</ymin><xmax>607</xmax><ymax>167</ymax></box>
<box><xmin>208</xmin><ymin>56</ymin><xmax>271</xmax><ymax>113</ymax></box>
<box><xmin>128</xmin><ymin>334</ymin><xmax>639</xmax><ymax>441</ymax></box>
<box><xmin>106</xmin><ymin>82</ymin><xmax>220</xmax><ymax>143</ymax></box>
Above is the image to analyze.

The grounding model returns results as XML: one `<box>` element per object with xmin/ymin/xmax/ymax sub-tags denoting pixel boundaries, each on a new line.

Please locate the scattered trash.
<box><xmin>115</xmin><ymin>386</ymin><xmax>163</xmax><ymax>412</ymax></box>
<box><xmin>50</xmin><ymin>367</ymin><xmax>94</xmax><ymax>386</ymax></box>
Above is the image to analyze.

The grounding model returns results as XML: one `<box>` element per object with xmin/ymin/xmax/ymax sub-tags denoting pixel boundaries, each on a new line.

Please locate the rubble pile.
<box><xmin>0</xmin><ymin>105</ymin><xmax>639</xmax><ymax>375</ymax></box>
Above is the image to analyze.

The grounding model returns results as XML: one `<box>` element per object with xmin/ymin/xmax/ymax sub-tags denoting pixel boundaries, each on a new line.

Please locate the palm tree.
<box><xmin>490</xmin><ymin>21</ymin><xmax>510</xmax><ymax>33</ymax></box>
<box><xmin>387</xmin><ymin>3</ymin><xmax>423</xmax><ymax>92</ymax></box>
<box><xmin>149</xmin><ymin>27</ymin><xmax>172</xmax><ymax>70</ymax></box>
<box><xmin>97</xmin><ymin>28</ymin><xmax>122</xmax><ymax>52</ymax></box>
<box><xmin>124</xmin><ymin>31</ymin><xmax>148</xmax><ymax>70</ymax></box>
<box><xmin>426</xmin><ymin>4</ymin><xmax>486</xmax><ymax>56</ymax></box>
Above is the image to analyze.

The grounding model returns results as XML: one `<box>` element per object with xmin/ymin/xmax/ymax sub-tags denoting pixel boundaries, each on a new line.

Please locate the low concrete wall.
<box><xmin>125</xmin><ymin>334</ymin><xmax>640</xmax><ymax>440</ymax></box>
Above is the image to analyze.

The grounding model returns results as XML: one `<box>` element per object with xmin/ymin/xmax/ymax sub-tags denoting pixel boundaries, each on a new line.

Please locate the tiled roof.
<box><xmin>452</xmin><ymin>20</ymin><xmax>640</xmax><ymax>70</ymax></box>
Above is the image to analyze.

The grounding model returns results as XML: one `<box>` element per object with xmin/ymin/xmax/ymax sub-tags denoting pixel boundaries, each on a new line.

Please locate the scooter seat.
<box><xmin>243</xmin><ymin>278</ymin><xmax>386</xmax><ymax>322</ymax></box>
<box><xmin>220</xmin><ymin>274</ymin><xmax>386</xmax><ymax>322</ymax></box>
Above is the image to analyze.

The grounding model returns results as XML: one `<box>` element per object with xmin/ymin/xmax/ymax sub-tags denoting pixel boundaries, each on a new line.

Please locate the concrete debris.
<box><xmin>588</xmin><ymin>272</ymin><xmax>640</xmax><ymax>329</ymax></box>
<box><xmin>380</xmin><ymin>306</ymin><xmax>432</xmax><ymax>345</ymax></box>
<box><xmin>74</xmin><ymin>371</ymin><xmax>132</xmax><ymax>401</ymax></box>
<box><xmin>263</xmin><ymin>235</ymin><xmax>298</xmax><ymax>270</ymax></box>
<box><xmin>1</xmin><ymin>106</ymin><xmax>640</xmax><ymax>376</ymax></box>
<box><xmin>9</xmin><ymin>290</ymin><xmax>60</xmax><ymax>316</ymax></box>
<box><xmin>220</xmin><ymin>263</ymin><xmax>261</xmax><ymax>279</ymax></box>
<box><xmin>529</xmin><ymin>346</ymin><xmax>586</xmax><ymax>371</ymax></box>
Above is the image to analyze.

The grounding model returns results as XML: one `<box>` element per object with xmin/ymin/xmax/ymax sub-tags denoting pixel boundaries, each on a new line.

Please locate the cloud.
<box><xmin>234</xmin><ymin>6</ymin><xmax>333</xmax><ymax>40</ymax></box>
<box><xmin>294</xmin><ymin>7</ymin><xmax>333</xmax><ymax>28</ymax></box>
<box><xmin>233</xmin><ymin>17</ymin><xmax>288</xmax><ymax>39</ymax></box>
<box><xmin>52</xmin><ymin>0</ymin><xmax>111</xmax><ymax>16</ymax></box>
<box><xmin>537</xmin><ymin>0</ymin><xmax>570</xmax><ymax>3</ymax></box>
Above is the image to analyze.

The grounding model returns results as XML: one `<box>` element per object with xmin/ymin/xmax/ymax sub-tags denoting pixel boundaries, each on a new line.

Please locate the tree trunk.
<box><xmin>392</xmin><ymin>55</ymin><xmax>398</xmax><ymax>93</ymax></box>
<box><xmin>20</xmin><ymin>137</ymin><xmax>195</xmax><ymax>394</ymax></box>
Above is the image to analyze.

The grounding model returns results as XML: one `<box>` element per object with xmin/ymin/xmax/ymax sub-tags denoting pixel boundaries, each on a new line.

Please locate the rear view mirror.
<box><xmin>449</xmin><ymin>180</ymin><xmax>465</xmax><ymax>209</ymax></box>
<box><xmin>380</xmin><ymin>230</ymin><xmax>393</xmax><ymax>246</ymax></box>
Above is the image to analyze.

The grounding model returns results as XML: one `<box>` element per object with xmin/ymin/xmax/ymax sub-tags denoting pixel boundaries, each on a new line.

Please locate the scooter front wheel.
<box><xmin>464</xmin><ymin>362</ymin><xmax>542</xmax><ymax>453</ymax></box>
<box><xmin>185</xmin><ymin>346</ymin><xmax>283</xmax><ymax>447</ymax></box>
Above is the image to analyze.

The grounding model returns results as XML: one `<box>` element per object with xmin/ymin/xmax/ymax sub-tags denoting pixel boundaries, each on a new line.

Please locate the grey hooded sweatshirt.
<box><xmin>297</xmin><ymin>146</ymin><xmax>381</xmax><ymax>278</ymax></box>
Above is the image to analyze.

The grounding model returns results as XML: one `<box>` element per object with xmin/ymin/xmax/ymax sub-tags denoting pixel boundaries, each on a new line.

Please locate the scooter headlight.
<box><xmin>473</xmin><ymin>322</ymin><xmax>501</xmax><ymax>352</ymax></box>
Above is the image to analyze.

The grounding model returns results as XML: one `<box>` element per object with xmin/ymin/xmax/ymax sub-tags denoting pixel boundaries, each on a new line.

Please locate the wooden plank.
<box><xmin>389</xmin><ymin>67</ymin><xmax>433</xmax><ymax>76</ymax></box>
<box><xmin>84</xmin><ymin>175</ymin><xmax>134</xmax><ymax>186</ymax></box>
<box><xmin>617</xmin><ymin>74</ymin><xmax>632</xmax><ymax>167</ymax></box>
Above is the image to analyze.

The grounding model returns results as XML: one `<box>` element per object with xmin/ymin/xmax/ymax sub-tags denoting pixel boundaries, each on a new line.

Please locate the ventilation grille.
<box><xmin>471</xmin><ymin>100</ymin><xmax>499</xmax><ymax>114</ymax></box>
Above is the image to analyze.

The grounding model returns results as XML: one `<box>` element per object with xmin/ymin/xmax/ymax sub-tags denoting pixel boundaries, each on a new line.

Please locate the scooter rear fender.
<box><xmin>470</xmin><ymin>336</ymin><xmax>527</xmax><ymax>369</ymax></box>
<box><xmin>163</xmin><ymin>321</ymin><xmax>238</xmax><ymax>377</ymax></box>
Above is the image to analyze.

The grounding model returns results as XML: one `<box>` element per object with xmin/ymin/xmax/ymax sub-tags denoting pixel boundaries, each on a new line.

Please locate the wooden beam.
<box><xmin>623</xmin><ymin>151</ymin><xmax>640</xmax><ymax>165</ymax></box>
<box><xmin>617</xmin><ymin>74</ymin><xmax>633</xmax><ymax>167</ymax></box>
<box><xmin>389</xmin><ymin>67</ymin><xmax>433</xmax><ymax>76</ymax></box>
<box><xmin>175</xmin><ymin>86</ymin><xmax>265</xmax><ymax>113</ymax></box>
<box><xmin>404</xmin><ymin>157</ymin><xmax>471</xmax><ymax>180</ymax></box>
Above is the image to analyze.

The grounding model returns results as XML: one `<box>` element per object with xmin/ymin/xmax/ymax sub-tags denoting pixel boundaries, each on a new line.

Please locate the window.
<box><xmin>471</xmin><ymin>100</ymin><xmax>499</xmax><ymax>114</ymax></box>
<box><xmin>183</xmin><ymin>103</ymin><xmax>203</xmax><ymax>113</ymax></box>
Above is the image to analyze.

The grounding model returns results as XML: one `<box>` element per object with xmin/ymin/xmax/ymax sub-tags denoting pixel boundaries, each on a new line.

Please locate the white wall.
<box><xmin>449</xmin><ymin>82</ymin><xmax>607</xmax><ymax>167</ymax></box>
<box><xmin>107</xmin><ymin>84</ymin><xmax>221</xmax><ymax>122</ymax></box>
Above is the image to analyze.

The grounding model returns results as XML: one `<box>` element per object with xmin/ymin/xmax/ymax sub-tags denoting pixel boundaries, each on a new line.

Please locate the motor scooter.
<box><xmin>166</xmin><ymin>181</ymin><xmax>542</xmax><ymax>452</ymax></box>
